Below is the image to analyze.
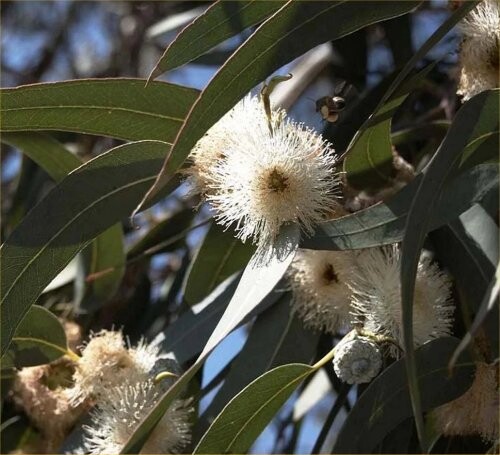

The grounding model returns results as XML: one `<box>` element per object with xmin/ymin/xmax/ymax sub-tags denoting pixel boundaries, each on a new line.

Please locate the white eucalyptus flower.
<box><xmin>349</xmin><ymin>245</ymin><xmax>454</xmax><ymax>356</ymax></box>
<box><xmin>68</xmin><ymin>330</ymin><xmax>162</xmax><ymax>405</ymax></box>
<box><xmin>187</xmin><ymin>95</ymin><xmax>340</xmax><ymax>257</ymax></box>
<box><xmin>289</xmin><ymin>249</ymin><xmax>355</xmax><ymax>334</ymax></box>
<box><xmin>333</xmin><ymin>332</ymin><xmax>382</xmax><ymax>384</ymax></box>
<box><xmin>457</xmin><ymin>0</ymin><xmax>500</xmax><ymax>100</ymax></box>
<box><xmin>82</xmin><ymin>379</ymin><xmax>192</xmax><ymax>454</ymax></box>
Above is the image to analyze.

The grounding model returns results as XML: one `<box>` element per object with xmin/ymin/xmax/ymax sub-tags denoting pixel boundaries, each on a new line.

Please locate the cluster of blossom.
<box><xmin>14</xmin><ymin>330</ymin><xmax>192</xmax><ymax>454</ymax></box>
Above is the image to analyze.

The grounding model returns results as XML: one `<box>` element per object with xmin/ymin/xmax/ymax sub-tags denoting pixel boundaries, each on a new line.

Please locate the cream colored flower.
<box><xmin>68</xmin><ymin>330</ymin><xmax>161</xmax><ymax>405</ymax></box>
<box><xmin>457</xmin><ymin>0</ymin><xmax>500</xmax><ymax>100</ymax></box>
<box><xmin>187</xmin><ymin>95</ymin><xmax>340</xmax><ymax>256</ymax></box>
<box><xmin>82</xmin><ymin>379</ymin><xmax>192</xmax><ymax>454</ymax></box>
<box><xmin>333</xmin><ymin>332</ymin><xmax>382</xmax><ymax>384</ymax></box>
<box><xmin>288</xmin><ymin>249</ymin><xmax>355</xmax><ymax>334</ymax></box>
<box><xmin>13</xmin><ymin>358</ymin><xmax>88</xmax><ymax>453</ymax></box>
<box><xmin>186</xmin><ymin>95</ymin><xmax>285</xmax><ymax>197</ymax></box>
<box><xmin>432</xmin><ymin>362</ymin><xmax>499</xmax><ymax>442</ymax></box>
<box><xmin>350</xmin><ymin>245</ymin><xmax>454</xmax><ymax>356</ymax></box>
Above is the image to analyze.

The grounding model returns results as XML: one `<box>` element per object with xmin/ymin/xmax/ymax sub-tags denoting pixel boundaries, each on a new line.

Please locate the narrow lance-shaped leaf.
<box><xmin>0</xmin><ymin>79</ymin><xmax>199</xmax><ymax>142</ymax></box>
<box><xmin>194</xmin><ymin>363</ymin><xmax>314</xmax><ymax>454</ymax></box>
<box><xmin>344</xmin><ymin>64</ymin><xmax>435</xmax><ymax>190</ymax></box>
<box><xmin>149</xmin><ymin>0</ymin><xmax>285</xmax><ymax>79</ymax></box>
<box><xmin>301</xmin><ymin>163</ymin><xmax>498</xmax><ymax>250</ymax></box>
<box><xmin>2</xmin><ymin>305</ymin><xmax>69</xmax><ymax>369</ymax></box>
<box><xmin>199</xmin><ymin>294</ymin><xmax>318</xmax><ymax>431</ymax></box>
<box><xmin>136</xmin><ymin>0</ymin><xmax>422</xmax><ymax>211</ymax></box>
<box><xmin>0</xmin><ymin>140</ymin><xmax>175</xmax><ymax>356</ymax></box>
<box><xmin>183</xmin><ymin>223</ymin><xmax>255</xmax><ymax>305</ymax></box>
<box><xmin>199</xmin><ymin>223</ymin><xmax>300</xmax><ymax>359</ymax></box>
<box><xmin>400</xmin><ymin>89</ymin><xmax>499</xmax><ymax>450</ymax></box>
<box><xmin>3</xmin><ymin>132</ymin><xmax>126</xmax><ymax>307</ymax></box>
<box><xmin>2</xmin><ymin>132</ymin><xmax>81</xmax><ymax>181</ymax></box>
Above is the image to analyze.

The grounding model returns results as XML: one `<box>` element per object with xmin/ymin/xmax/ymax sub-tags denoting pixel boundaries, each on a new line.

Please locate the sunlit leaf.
<box><xmin>0</xmin><ymin>79</ymin><xmax>199</xmax><ymax>142</ymax></box>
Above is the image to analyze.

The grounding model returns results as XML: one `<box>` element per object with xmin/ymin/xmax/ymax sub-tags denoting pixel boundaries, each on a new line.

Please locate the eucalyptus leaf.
<box><xmin>194</xmin><ymin>363</ymin><xmax>314</xmax><ymax>454</ymax></box>
<box><xmin>127</xmin><ymin>209</ymin><xmax>194</xmax><ymax>259</ymax></box>
<box><xmin>75</xmin><ymin>224</ymin><xmax>125</xmax><ymax>312</ymax></box>
<box><xmin>0</xmin><ymin>79</ymin><xmax>199</xmax><ymax>142</ymax></box>
<box><xmin>183</xmin><ymin>223</ymin><xmax>255</xmax><ymax>305</ymax></box>
<box><xmin>400</xmin><ymin>89</ymin><xmax>499</xmax><ymax>451</ymax></box>
<box><xmin>2</xmin><ymin>305</ymin><xmax>68</xmax><ymax>369</ymax></box>
<box><xmin>199</xmin><ymin>223</ymin><xmax>300</xmax><ymax>359</ymax></box>
<box><xmin>344</xmin><ymin>64</ymin><xmax>435</xmax><ymax>190</ymax></box>
<box><xmin>149</xmin><ymin>0</ymin><xmax>285</xmax><ymax>79</ymax></box>
<box><xmin>199</xmin><ymin>294</ymin><xmax>318</xmax><ymax>432</ymax></box>
<box><xmin>2</xmin><ymin>132</ymin><xmax>81</xmax><ymax>181</ymax></box>
<box><xmin>3</xmin><ymin>131</ymin><xmax>126</xmax><ymax>308</ymax></box>
<box><xmin>1</xmin><ymin>141</ymin><xmax>175</xmax><ymax>356</ymax></box>
<box><xmin>301</xmin><ymin>163</ymin><xmax>498</xmax><ymax>250</ymax></box>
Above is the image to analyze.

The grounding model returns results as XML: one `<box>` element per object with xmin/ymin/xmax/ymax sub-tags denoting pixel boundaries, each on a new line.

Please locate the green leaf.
<box><xmin>449</xmin><ymin>263</ymin><xmax>499</xmax><ymax>371</ymax></box>
<box><xmin>400</xmin><ymin>89</ymin><xmax>499</xmax><ymax>450</ymax></box>
<box><xmin>333</xmin><ymin>338</ymin><xmax>475</xmax><ymax>454</ymax></box>
<box><xmin>149</xmin><ymin>0</ymin><xmax>285</xmax><ymax>79</ymax></box>
<box><xmin>301</xmin><ymin>163</ymin><xmax>498</xmax><ymax>250</ymax></box>
<box><xmin>365</xmin><ymin>1</ymin><xmax>479</xmax><ymax>121</ymax></box>
<box><xmin>0</xmin><ymin>140</ymin><xmax>175</xmax><ymax>356</ymax></box>
<box><xmin>2</xmin><ymin>132</ymin><xmax>81</xmax><ymax>181</ymax></box>
<box><xmin>199</xmin><ymin>294</ymin><xmax>318</xmax><ymax>431</ymax></box>
<box><xmin>139</xmin><ymin>0</ymin><xmax>422</xmax><ymax>207</ymax></box>
<box><xmin>344</xmin><ymin>65</ymin><xmax>434</xmax><ymax>190</ymax></box>
<box><xmin>0</xmin><ymin>79</ymin><xmax>199</xmax><ymax>142</ymax></box>
<box><xmin>431</xmin><ymin>204</ymin><xmax>499</xmax><ymax>364</ymax></box>
<box><xmin>195</xmin><ymin>363</ymin><xmax>314</xmax><ymax>454</ymax></box>
<box><xmin>76</xmin><ymin>224</ymin><xmax>125</xmax><ymax>310</ymax></box>
<box><xmin>127</xmin><ymin>209</ymin><xmax>194</xmax><ymax>259</ymax></box>
<box><xmin>3</xmin><ymin>132</ymin><xmax>126</xmax><ymax>307</ymax></box>
<box><xmin>154</xmin><ymin>275</ymin><xmax>239</xmax><ymax>363</ymax></box>
<box><xmin>199</xmin><ymin>224</ymin><xmax>300</xmax><ymax>359</ymax></box>
<box><xmin>155</xmin><ymin>274</ymin><xmax>284</xmax><ymax>364</ymax></box>
<box><xmin>183</xmin><ymin>223</ymin><xmax>256</xmax><ymax>305</ymax></box>
<box><xmin>2</xmin><ymin>305</ymin><xmax>68</xmax><ymax>369</ymax></box>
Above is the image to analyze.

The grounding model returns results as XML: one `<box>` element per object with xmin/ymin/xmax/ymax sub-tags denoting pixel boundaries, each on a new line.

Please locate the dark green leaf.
<box><xmin>2</xmin><ymin>305</ymin><xmax>68</xmax><ymax>368</ymax></box>
<box><xmin>2</xmin><ymin>132</ymin><xmax>81</xmax><ymax>181</ymax></box>
<box><xmin>431</xmin><ymin>204</ymin><xmax>499</xmax><ymax>363</ymax></box>
<box><xmin>127</xmin><ymin>209</ymin><xmax>194</xmax><ymax>259</ymax></box>
<box><xmin>400</xmin><ymin>89</ymin><xmax>499</xmax><ymax>450</ymax></box>
<box><xmin>76</xmin><ymin>224</ymin><xmax>125</xmax><ymax>311</ymax></box>
<box><xmin>149</xmin><ymin>0</ymin><xmax>285</xmax><ymax>79</ymax></box>
<box><xmin>154</xmin><ymin>275</ymin><xmax>239</xmax><ymax>363</ymax></box>
<box><xmin>139</xmin><ymin>0</ymin><xmax>421</xmax><ymax>207</ymax></box>
<box><xmin>0</xmin><ymin>140</ymin><xmax>175</xmax><ymax>356</ymax></box>
<box><xmin>183</xmin><ymin>223</ymin><xmax>255</xmax><ymax>305</ymax></box>
<box><xmin>333</xmin><ymin>338</ymin><xmax>475</xmax><ymax>454</ymax></box>
<box><xmin>301</xmin><ymin>163</ymin><xmax>498</xmax><ymax>250</ymax></box>
<box><xmin>198</xmin><ymin>294</ymin><xmax>318</xmax><ymax>431</ymax></box>
<box><xmin>391</xmin><ymin>121</ymin><xmax>450</xmax><ymax>147</ymax></box>
<box><xmin>195</xmin><ymin>363</ymin><xmax>314</xmax><ymax>454</ymax></box>
<box><xmin>344</xmin><ymin>65</ymin><xmax>435</xmax><ymax>190</ymax></box>
<box><xmin>2</xmin><ymin>132</ymin><xmax>126</xmax><ymax>308</ymax></box>
<box><xmin>0</xmin><ymin>79</ymin><xmax>199</xmax><ymax>142</ymax></box>
<box><xmin>366</xmin><ymin>1</ymin><xmax>479</xmax><ymax>119</ymax></box>
<box><xmin>199</xmin><ymin>224</ymin><xmax>300</xmax><ymax>359</ymax></box>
